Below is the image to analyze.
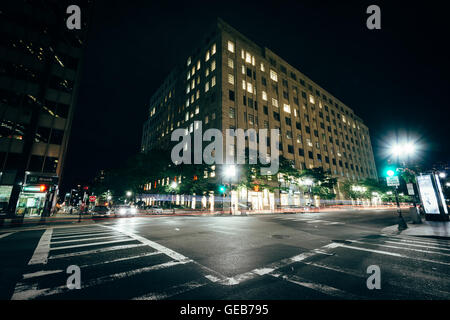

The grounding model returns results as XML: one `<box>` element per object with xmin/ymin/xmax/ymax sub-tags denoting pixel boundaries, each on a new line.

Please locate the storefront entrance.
<box><xmin>15</xmin><ymin>192</ymin><xmax>46</xmax><ymax>217</ymax></box>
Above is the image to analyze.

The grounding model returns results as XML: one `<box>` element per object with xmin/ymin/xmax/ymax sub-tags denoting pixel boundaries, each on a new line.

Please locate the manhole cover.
<box><xmin>271</xmin><ymin>234</ymin><xmax>290</xmax><ymax>239</ymax></box>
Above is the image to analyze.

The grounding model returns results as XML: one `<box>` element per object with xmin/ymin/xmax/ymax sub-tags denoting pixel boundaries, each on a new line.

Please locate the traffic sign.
<box><xmin>386</xmin><ymin>176</ymin><xmax>400</xmax><ymax>187</ymax></box>
<box><xmin>89</xmin><ymin>196</ymin><xmax>96</xmax><ymax>202</ymax></box>
<box><xmin>406</xmin><ymin>183</ymin><xmax>415</xmax><ymax>195</ymax></box>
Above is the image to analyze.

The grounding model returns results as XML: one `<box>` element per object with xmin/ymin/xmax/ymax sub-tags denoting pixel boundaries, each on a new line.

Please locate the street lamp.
<box><xmin>301</xmin><ymin>178</ymin><xmax>314</xmax><ymax>205</ymax></box>
<box><xmin>223</xmin><ymin>165</ymin><xmax>236</xmax><ymax>214</ymax></box>
<box><xmin>170</xmin><ymin>182</ymin><xmax>178</xmax><ymax>212</ymax></box>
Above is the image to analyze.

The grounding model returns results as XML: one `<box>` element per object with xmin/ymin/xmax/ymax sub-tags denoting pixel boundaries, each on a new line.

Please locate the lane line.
<box><xmin>23</xmin><ymin>270</ymin><xmax>64</xmax><ymax>280</ymax></box>
<box><xmin>131</xmin><ymin>280</ymin><xmax>207</xmax><ymax>300</ymax></box>
<box><xmin>101</xmin><ymin>225</ymin><xmax>191</xmax><ymax>262</ymax></box>
<box><xmin>382</xmin><ymin>240</ymin><xmax>450</xmax><ymax>252</ymax></box>
<box><xmin>217</xmin><ymin>243</ymin><xmax>339</xmax><ymax>286</ymax></box>
<box><xmin>51</xmin><ymin>232</ymin><xmax>115</xmax><ymax>240</ymax></box>
<box><xmin>332</xmin><ymin>242</ymin><xmax>450</xmax><ymax>266</ymax></box>
<box><xmin>270</xmin><ymin>272</ymin><xmax>361</xmax><ymax>299</ymax></box>
<box><xmin>349</xmin><ymin>240</ymin><xmax>450</xmax><ymax>257</ymax></box>
<box><xmin>11</xmin><ymin>260</ymin><xmax>190</xmax><ymax>300</ymax></box>
<box><xmin>51</xmin><ymin>235</ymin><xmax>127</xmax><ymax>245</ymax></box>
<box><xmin>49</xmin><ymin>238</ymin><xmax>136</xmax><ymax>251</ymax></box>
<box><xmin>382</xmin><ymin>236</ymin><xmax>450</xmax><ymax>248</ymax></box>
<box><xmin>28</xmin><ymin>228</ymin><xmax>53</xmax><ymax>265</ymax></box>
<box><xmin>0</xmin><ymin>232</ymin><xmax>14</xmax><ymax>239</ymax></box>
<box><xmin>49</xmin><ymin>243</ymin><xmax>147</xmax><ymax>259</ymax></box>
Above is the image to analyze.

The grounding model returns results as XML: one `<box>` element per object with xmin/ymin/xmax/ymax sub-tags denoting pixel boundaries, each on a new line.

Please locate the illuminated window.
<box><xmin>241</xmin><ymin>49</ymin><xmax>245</xmax><ymax>59</ymax></box>
<box><xmin>272</xmin><ymin>98</ymin><xmax>278</xmax><ymax>107</ymax></box>
<box><xmin>211</xmin><ymin>60</ymin><xmax>216</xmax><ymax>71</ymax></box>
<box><xmin>228</xmin><ymin>74</ymin><xmax>234</xmax><ymax>84</ymax></box>
<box><xmin>205</xmin><ymin>50</ymin><xmax>210</xmax><ymax>61</ymax></box>
<box><xmin>262</xmin><ymin>91</ymin><xmax>268</xmax><ymax>101</ymax></box>
<box><xmin>309</xmin><ymin>95</ymin><xmax>315</xmax><ymax>104</ymax></box>
<box><xmin>283</xmin><ymin>104</ymin><xmax>291</xmax><ymax>113</ymax></box>
<box><xmin>187</xmin><ymin>57</ymin><xmax>191</xmax><ymax>66</ymax></box>
<box><xmin>246</xmin><ymin>52</ymin><xmax>252</xmax><ymax>63</ymax></box>
<box><xmin>187</xmin><ymin>71</ymin><xmax>191</xmax><ymax>80</ymax></box>
<box><xmin>211</xmin><ymin>43</ymin><xmax>216</xmax><ymax>55</ymax></box>
<box><xmin>242</xmin><ymin>80</ymin><xmax>246</xmax><ymax>90</ymax></box>
<box><xmin>211</xmin><ymin>76</ymin><xmax>216</xmax><ymax>87</ymax></box>
<box><xmin>247</xmin><ymin>82</ymin><xmax>253</xmax><ymax>93</ymax></box>
<box><xmin>205</xmin><ymin>82</ymin><xmax>209</xmax><ymax>92</ymax></box>
<box><xmin>241</xmin><ymin>65</ymin><xmax>245</xmax><ymax>74</ymax></box>
<box><xmin>228</xmin><ymin>58</ymin><xmax>234</xmax><ymax>69</ymax></box>
<box><xmin>205</xmin><ymin>68</ymin><xmax>210</xmax><ymax>77</ymax></box>
<box><xmin>260</xmin><ymin>63</ymin><xmax>265</xmax><ymax>72</ymax></box>
<box><xmin>196</xmin><ymin>90</ymin><xmax>200</xmax><ymax>99</ymax></box>
<box><xmin>227</xmin><ymin>41</ymin><xmax>235</xmax><ymax>53</ymax></box>
<box><xmin>197</xmin><ymin>60</ymin><xmax>201</xmax><ymax>70</ymax></box>
<box><xmin>270</xmin><ymin>70</ymin><xmax>278</xmax><ymax>82</ymax></box>
<box><xmin>185</xmin><ymin>112</ymin><xmax>189</xmax><ymax>121</ymax></box>
<box><xmin>186</xmin><ymin>85</ymin><xmax>190</xmax><ymax>94</ymax></box>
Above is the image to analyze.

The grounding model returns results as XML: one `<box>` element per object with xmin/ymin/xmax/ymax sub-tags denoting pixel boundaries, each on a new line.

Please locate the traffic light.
<box><xmin>219</xmin><ymin>185</ymin><xmax>226</xmax><ymax>194</ymax></box>
<box><xmin>383</xmin><ymin>166</ymin><xmax>398</xmax><ymax>178</ymax></box>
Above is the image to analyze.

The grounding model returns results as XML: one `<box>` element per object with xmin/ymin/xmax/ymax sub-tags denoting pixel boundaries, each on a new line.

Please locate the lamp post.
<box><xmin>170</xmin><ymin>182</ymin><xmax>178</xmax><ymax>213</ymax></box>
<box><xmin>388</xmin><ymin>141</ymin><xmax>418</xmax><ymax>230</ymax></box>
<box><xmin>223</xmin><ymin>165</ymin><xmax>236</xmax><ymax>215</ymax></box>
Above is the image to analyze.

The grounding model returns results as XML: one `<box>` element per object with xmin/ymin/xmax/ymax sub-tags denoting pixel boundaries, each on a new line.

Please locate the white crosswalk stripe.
<box><xmin>10</xmin><ymin>225</ymin><xmax>209</xmax><ymax>300</ymax></box>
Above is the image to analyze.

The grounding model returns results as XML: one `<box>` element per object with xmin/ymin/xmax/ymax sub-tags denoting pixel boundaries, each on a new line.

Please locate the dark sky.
<box><xmin>61</xmin><ymin>0</ymin><xmax>450</xmax><ymax>191</ymax></box>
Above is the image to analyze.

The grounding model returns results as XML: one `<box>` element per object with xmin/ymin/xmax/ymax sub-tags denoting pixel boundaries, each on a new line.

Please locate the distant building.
<box><xmin>0</xmin><ymin>1</ymin><xmax>91</xmax><ymax>218</ymax></box>
<box><xmin>140</xmin><ymin>18</ymin><xmax>377</xmax><ymax>211</ymax></box>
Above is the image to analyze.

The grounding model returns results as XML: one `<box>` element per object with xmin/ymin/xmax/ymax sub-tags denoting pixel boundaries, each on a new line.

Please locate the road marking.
<box><xmin>270</xmin><ymin>272</ymin><xmax>360</xmax><ymax>299</ymax></box>
<box><xmin>0</xmin><ymin>232</ymin><xmax>14</xmax><ymax>239</ymax></box>
<box><xmin>52</xmin><ymin>229</ymin><xmax>108</xmax><ymax>236</ymax></box>
<box><xmin>217</xmin><ymin>243</ymin><xmax>339</xmax><ymax>286</ymax></box>
<box><xmin>131</xmin><ymin>280</ymin><xmax>207</xmax><ymax>300</ymax></box>
<box><xmin>79</xmin><ymin>251</ymin><xmax>162</xmax><ymax>268</ymax></box>
<box><xmin>205</xmin><ymin>275</ymin><xmax>221</xmax><ymax>282</ymax></box>
<box><xmin>22</xmin><ymin>270</ymin><xmax>64</xmax><ymax>280</ymax></box>
<box><xmin>51</xmin><ymin>235</ymin><xmax>127</xmax><ymax>244</ymax></box>
<box><xmin>49</xmin><ymin>243</ymin><xmax>147</xmax><ymax>259</ymax></box>
<box><xmin>28</xmin><ymin>228</ymin><xmax>53</xmax><ymax>265</ymax></box>
<box><xmin>332</xmin><ymin>242</ymin><xmax>450</xmax><ymax>266</ymax></box>
<box><xmin>49</xmin><ymin>238</ymin><xmax>136</xmax><ymax>251</ymax></box>
<box><xmin>349</xmin><ymin>240</ymin><xmax>450</xmax><ymax>257</ymax></box>
<box><xmin>101</xmin><ymin>225</ymin><xmax>191</xmax><ymax>262</ymax></box>
<box><xmin>51</xmin><ymin>232</ymin><xmax>115</xmax><ymax>240</ymax></box>
<box><xmin>12</xmin><ymin>260</ymin><xmax>190</xmax><ymax>300</ymax></box>
<box><xmin>382</xmin><ymin>236</ymin><xmax>450</xmax><ymax>248</ymax></box>
<box><xmin>296</xmin><ymin>259</ymin><xmax>450</xmax><ymax>299</ymax></box>
<box><xmin>382</xmin><ymin>240</ymin><xmax>450</xmax><ymax>252</ymax></box>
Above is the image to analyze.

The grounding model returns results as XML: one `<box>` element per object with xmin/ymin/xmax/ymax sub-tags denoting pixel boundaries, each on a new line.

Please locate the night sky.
<box><xmin>61</xmin><ymin>0</ymin><xmax>450</xmax><ymax>192</ymax></box>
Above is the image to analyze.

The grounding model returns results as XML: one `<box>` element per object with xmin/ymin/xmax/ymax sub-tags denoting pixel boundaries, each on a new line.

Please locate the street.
<box><xmin>1</xmin><ymin>209</ymin><xmax>449</xmax><ymax>300</ymax></box>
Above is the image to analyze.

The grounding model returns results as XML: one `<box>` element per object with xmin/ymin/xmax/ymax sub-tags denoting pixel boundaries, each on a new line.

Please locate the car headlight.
<box><xmin>119</xmin><ymin>208</ymin><xmax>126</xmax><ymax>215</ymax></box>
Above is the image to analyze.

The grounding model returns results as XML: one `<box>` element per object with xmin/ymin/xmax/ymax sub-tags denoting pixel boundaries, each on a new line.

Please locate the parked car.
<box><xmin>146</xmin><ymin>205</ymin><xmax>163</xmax><ymax>214</ymax></box>
<box><xmin>90</xmin><ymin>205</ymin><xmax>111</xmax><ymax>218</ymax></box>
<box><xmin>113</xmin><ymin>205</ymin><xmax>137</xmax><ymax>217</ymax></box>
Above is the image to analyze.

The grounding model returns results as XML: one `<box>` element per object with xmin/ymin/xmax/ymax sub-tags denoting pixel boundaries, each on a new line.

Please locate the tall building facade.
<box><xmin>141</xmin><ymin>19</ymin><xmax>377</xmax><ymax>209</ymax></box>
<box><xmin>0</xmin><ymin>1</ymin><xmax>90</xmax><ymax>218</ymax></box>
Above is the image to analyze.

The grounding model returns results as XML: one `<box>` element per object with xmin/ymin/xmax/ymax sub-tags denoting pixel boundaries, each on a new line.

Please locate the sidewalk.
<box><xmin>382</xmin><ymin>220</ymin><xmax>450</xmax><ymax>239</ymax></box>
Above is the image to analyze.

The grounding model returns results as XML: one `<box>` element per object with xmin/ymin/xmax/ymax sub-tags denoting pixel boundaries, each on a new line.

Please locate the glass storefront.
<box><xmin>0</xmin><ymin>185</ymin><xmax>13</xmax><ymax>213</ymax></box>
<box><xmin>15</xmin><ymin>192</ymin><xmax>46</xmax><ymax>217</ymax></box>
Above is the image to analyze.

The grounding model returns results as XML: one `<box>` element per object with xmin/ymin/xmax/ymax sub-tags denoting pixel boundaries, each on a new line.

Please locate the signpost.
<box><xmin>386</xmin><ymin>176</ymin><xmax>400</xmax><ymax>187</ymax></box>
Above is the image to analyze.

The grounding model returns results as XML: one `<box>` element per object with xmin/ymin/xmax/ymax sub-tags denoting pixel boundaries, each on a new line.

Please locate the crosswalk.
<box><xmin>235</xmin><ymin>233</ymin><xmax>450</xmax><ymax>299</ymax></box>
<box><xmin>273</xmin><ymin>214</ymin><xmax>346</xmax><ymax>225</ymax></box>
<box><xmin>10</xmin><ymin>225</ymin><xmax>215</xmax><ymax>300</ymax></box>
<box><xmin>9</xmin><ymin>224</ymin><xmax>450</xmax><ymax>299</ymax></box>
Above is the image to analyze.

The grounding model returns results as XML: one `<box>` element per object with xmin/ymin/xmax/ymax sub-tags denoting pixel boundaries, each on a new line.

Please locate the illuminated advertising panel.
<box><xmin>417</xmin><ymin>175</ymin><xmax>440</xmax><ymax>214</ymax></box>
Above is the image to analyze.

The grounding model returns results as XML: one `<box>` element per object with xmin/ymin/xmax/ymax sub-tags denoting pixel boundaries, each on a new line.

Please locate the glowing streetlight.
<box><xmin>223</xmin><ymin>165</ymin><xmax>236</xmax><ymax>178</ymax></box>
<box><xmin>389</xmin><ymin>142</ymin><xmax>416</xmax><ymax>158</ymax></box>
<box><xmin>126</xmin><ymin>191</ymin><xmax>132</xmax><ymax>197</ymax></box>
<box><xmin>170</xmin><ymin>181</ymin><xmax>178</xmax><ymax>189</ymax></box>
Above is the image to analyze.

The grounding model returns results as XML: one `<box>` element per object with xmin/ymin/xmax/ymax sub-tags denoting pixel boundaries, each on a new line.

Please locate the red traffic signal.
<box><xmin>39</xmin><ymin>184</ymin><xmax>47</xmax><ymax>192</ymax></box>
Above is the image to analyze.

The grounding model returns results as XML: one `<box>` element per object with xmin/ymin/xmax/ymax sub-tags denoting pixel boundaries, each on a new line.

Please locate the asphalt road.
<box><xmin>1</xmin><ymin>208</ymin><xmax>449</xmax><ymax>300</ymax></box>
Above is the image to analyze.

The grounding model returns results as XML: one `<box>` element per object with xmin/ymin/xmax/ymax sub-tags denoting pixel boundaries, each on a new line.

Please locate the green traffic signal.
<box><xmin>383</xmin><ymin>166</ymin><xmax>397</xmax><ymax>177</ymax></box>
<box><xmin>219</xmin><ymin>185</ymin><xmax>226</xmax><ymax>193</ymax></box>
